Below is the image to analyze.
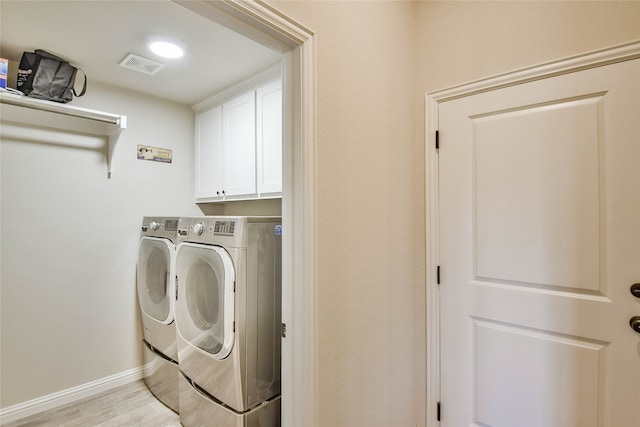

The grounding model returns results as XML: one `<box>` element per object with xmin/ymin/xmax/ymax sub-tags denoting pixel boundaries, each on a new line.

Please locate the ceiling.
<box><xmin>0</xmin><ymin>0</ymin><xmax>282</xmax><ymax>106</ymax></box>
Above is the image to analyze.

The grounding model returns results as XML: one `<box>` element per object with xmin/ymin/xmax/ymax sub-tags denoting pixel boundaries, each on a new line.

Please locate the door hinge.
<box><xmin>437</xmin><ymin>401</ymin><xmax>441</xmax><ymax>421</ymax></box>
<box><xmin>281</xmin><ymin>323</ymin><xmax>287</xmax><ymax>338</ymax></box>
<box><xmin>435</xmin><ymin>130</ymin><xmax>440</xmax><ymax>150</ymax></box>
<box><xmin>175</xmin><ymin>276</ymin><xmax>179</xmax><ymax>300</ymax></box>
<box><xmin>437</xmin><ymin>266</ymin><xmax>441</xmax><ymax>285</ymax></box>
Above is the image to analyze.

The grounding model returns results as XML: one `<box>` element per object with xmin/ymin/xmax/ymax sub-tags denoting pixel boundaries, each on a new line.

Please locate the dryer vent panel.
<box><xmin>119</xmin><ymin>53</ymin><xmax>165</xmax><ymax>75</ymax></box>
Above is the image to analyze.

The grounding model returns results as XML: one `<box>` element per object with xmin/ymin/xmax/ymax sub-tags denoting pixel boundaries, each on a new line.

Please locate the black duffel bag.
<box><xmin>17</xmin><ymin>49</ymin><xmax>87</xmax><ymax>103</ymax></box>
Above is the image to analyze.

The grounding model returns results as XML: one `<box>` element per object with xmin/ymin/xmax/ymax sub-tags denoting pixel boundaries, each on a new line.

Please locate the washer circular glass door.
<box><xmin>137</xmin><ymin>237</ymin><xmax>175</xmax><ymax>324</ymax></box>
<box><xmin>175</xmin><ymin>243</ymin><xmax>235</xmax><ymax>360</ymax></box>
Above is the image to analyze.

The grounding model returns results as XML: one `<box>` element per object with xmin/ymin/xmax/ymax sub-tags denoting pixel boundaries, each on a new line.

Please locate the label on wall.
<box><xmin>137</xmin><ymin>145</ymin><xmax>172</xmax><ymax>163</ymax></box>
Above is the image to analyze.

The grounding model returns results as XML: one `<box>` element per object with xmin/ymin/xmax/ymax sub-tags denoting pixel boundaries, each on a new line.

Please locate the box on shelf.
<box><xmin>0</xmin><ymin>58</ymin><xmax>8</xmax><ymax>89</ymax></box>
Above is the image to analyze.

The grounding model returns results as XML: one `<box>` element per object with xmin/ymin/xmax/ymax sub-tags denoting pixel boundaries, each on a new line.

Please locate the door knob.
<box><xmin>630</xmin><ymin>316</ymin><xmax>640</xmax><ymax>334</ymax></box>
<box><xmin>631</xmin><ymin>283</ymin><xmax>640</xmax><ymax>298</ymax></box>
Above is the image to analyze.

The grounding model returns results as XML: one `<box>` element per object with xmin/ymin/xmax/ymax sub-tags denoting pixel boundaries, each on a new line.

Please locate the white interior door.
<box><xmin>438</xmin><ymin>58</ymin><xmax>640</xmax><ymax>426</ymax></box>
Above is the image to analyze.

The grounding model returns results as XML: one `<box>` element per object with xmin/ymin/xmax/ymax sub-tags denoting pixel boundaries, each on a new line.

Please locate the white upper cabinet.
<box><xmin>195</xmin><ymin>105</ymin><xmax>223</xmax><ymax>200</ymax></box>
<box><xmin>256</xmin><ymin>79</ymin><xmax>283</xmax><ymax>196</ymax></box>
<box><xmin>222</xmin><ymin>91</ymin><xmax>257</xmax><ymax>198</ymax></box>
<box><xmin>194</xmin><ymin>74</ymin><xmax>282</xmax><ymax>203</ymax></box>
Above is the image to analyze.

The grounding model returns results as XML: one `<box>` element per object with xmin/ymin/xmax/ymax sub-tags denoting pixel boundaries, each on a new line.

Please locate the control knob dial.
<box><xmin>193</xmin><ymin>222</ymin><xmax>205</xmax><ymax>236</ymax></box>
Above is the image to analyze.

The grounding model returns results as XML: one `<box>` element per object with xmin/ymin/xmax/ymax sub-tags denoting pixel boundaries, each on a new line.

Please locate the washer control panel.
<box><xmin>140</xmin><ymin>217</ymin><xmax>181</xmax><ymax>243</ymax></box>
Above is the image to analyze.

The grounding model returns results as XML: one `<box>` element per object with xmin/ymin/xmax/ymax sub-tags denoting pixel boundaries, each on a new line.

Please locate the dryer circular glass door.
<box><xmin>137</xmin><ymin>237</ymin><xmax>175</xmax><ymax>324</ymax></box>
<box><xmin>175</xmin><ymin>243</ymin><xmax>236</xmax><ymax>360</ymax></box>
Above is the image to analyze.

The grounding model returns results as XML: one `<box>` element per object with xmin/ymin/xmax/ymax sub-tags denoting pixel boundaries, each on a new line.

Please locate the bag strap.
<box><xmin>34</xmin><ymin>49</ymin><xmax>68</xmax><ymax>63</ymax></box>
<box><xmin>72</xmin><ymin>68</ymin><xmax>87</xmax><ymax>97</ymax></box>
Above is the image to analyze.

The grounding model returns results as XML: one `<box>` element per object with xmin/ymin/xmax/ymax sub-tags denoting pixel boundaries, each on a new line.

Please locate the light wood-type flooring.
<box><xmin>1</xmin><ymin>381</ymin><xmax>180</xmax><ymax>427</ymax></box>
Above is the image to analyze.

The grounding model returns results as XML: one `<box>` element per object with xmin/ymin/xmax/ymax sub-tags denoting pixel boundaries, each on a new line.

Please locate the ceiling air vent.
<box><xmin>119</xmin><ymin>53</ymin><xmax>165</xmax><ymax>75</ymax></box>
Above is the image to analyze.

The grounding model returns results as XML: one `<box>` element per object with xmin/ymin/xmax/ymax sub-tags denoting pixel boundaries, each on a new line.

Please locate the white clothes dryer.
<box><xmin>137</xmin><ymin>216</ymin><xmax>181</xmax><ymax>413</ymax></box>
<box><xmin>175</xmin><ymin>216</ymin><xmax>282</xmax><ymax>427</ymax></box>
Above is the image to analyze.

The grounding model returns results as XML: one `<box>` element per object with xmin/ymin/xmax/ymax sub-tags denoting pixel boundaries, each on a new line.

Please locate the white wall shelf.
<box><xmin>0</xmin><ymin>91</ymin><xmax>127</xmax><ymax>178</ymax></box>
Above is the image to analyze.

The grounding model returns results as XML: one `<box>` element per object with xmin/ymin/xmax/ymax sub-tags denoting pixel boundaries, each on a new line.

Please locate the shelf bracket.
<box><xmin>107</xmin><ymin>116</ymin><xmax>127</xmax><ymax>179</ymax></box>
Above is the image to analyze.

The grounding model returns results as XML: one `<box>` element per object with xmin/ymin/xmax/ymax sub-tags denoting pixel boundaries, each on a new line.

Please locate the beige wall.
<box><xmin>269</xmin><ymin>2</ymin><xmax>420</xmax><ymax>426</ymax></box>
<box><xmin>416</xmin><ymin>0</ymin><xmax>640</xmax><ymax>94</ymax></box>
<box><xmin>269</xmin><ymin>1</ymin><xmax>639</xmax><ymax>426</ymax></box>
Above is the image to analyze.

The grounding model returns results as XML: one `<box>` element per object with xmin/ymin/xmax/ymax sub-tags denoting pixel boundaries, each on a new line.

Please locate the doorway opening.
<box><xmin>174</xmin><ymin>2</ymin><xmax>318</xmax><ymax>425</ymax></box>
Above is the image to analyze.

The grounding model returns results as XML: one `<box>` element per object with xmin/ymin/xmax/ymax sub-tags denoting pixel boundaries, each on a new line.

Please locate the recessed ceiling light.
<box><xmin>147</xmin><ymin>36</ymin><xmax>184</xmax><ymax>59</ymax></box>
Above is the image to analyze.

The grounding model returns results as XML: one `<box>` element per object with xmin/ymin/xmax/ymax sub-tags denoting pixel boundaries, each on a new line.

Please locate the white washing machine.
<box><xmin>175</xmin><ymin>216</ymin><xmax>282</xmax><ymax>427</ymax></box>
<box><xmin>137</xmin><ymin>216</ymin><xmax>181</xmax><ymax>413</ymax></box>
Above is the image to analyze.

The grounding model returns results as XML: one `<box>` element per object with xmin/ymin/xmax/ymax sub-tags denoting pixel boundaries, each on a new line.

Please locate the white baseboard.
<box><xmin>0</xmin><ymin>366</ymin><xmax>144</xmax><ymax>424</ymax></box>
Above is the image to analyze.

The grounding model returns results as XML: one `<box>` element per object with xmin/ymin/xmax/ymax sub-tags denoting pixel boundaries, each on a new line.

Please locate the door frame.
<box><xmin>173</xmin><ymin>1</ymin><xmax>317</xmax><ymax>426</ymax></box>
<box><xmin>425</xmin><ymin>40</ymin><xmax>640</xmax><ymax>426</ymax></box>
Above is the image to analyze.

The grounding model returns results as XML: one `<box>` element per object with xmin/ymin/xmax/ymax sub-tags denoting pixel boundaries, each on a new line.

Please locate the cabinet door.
<box><xmin>256</xmin><ymin>79</ymin><xmax>282</xmax><ymax>196</ymax></box>
<box><xmin>222</xmin><ymin>91</ymin><xmax>256</xmax><ymax>197</ymax></box>
<box><xmin>195</xmin><ymin>106</ymin><xmax>223</xmax><ymax>200</ymax></box>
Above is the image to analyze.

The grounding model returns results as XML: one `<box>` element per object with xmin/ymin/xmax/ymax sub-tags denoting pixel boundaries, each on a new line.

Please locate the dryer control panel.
<box><xmin>214</xmin><ymin>220</ymin><xmax>236</xmax><ymax>237</ymax></box>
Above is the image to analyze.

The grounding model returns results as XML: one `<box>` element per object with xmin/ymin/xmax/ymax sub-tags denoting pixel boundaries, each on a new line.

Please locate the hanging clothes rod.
<box><xmin>0</xmin><ymin>91</ymin><xmax>127</xmax><ymax>178</ymax></box>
